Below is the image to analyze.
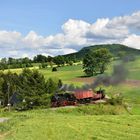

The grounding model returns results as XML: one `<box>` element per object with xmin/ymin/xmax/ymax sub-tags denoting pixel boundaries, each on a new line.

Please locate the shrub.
<box><xmin>46</xmin><ymin>78</ymin><xmax>61</xmax><ymax>93</ymax></box>
<box><xmin>52</xmin><ymin>67</ymin><xmax>57</xmax><ymax>72</ymax></box>
<box><xmin>15</xmin><ymin>94</ymin><xmax>52</xmax><ymax>111</ymax></box>
<box><xmin>41</xmin><ymin>63</ymin><xmax>48</xmax><ymax>69</ymax></box>
<box><xmin>108</xmin><ymin>93</ymin><xmax>124</xmax><ymax>105</ymax></box>
<box><xmin>68</xmin><ymin>61</ymin><xmax>73</xmax><ymax>66</ymax></box>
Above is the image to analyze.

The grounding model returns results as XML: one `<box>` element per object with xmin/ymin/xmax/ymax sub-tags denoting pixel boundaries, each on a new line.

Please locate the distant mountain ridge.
<box><xmin>63</xmin><ymin>44</ymin><xmax>140</xmax><ymax>60</ymax></box>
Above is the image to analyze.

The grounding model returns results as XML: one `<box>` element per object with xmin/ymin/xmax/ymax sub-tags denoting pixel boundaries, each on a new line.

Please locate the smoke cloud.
<box><xmin>60</xmin><ymin>63</ymin><xmax>128</xmax><ymax>91</ymax></box>
<box><xmin>92</xmin><ymin>63</ymin><xmax>128</xmax><ymax>89</ymax></box>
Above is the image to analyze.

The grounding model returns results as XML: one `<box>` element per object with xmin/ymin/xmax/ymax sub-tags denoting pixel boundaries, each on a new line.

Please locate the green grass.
<box><xmin>39</xmin><ymin>65</ymin><xmax>84</xmax><ymax>86</ymax></box>
<box><xmin>0</xmin><ymin>109</ymin><xmax>140</xmax><ymax>140</ymax></box>
<box><xmin>126</xmin><ymin>58</ymin><xmax>140</xmax><ymax>80</ymax></box>
<box><xmin>1</xmin><ymin>57</ymin><xmax>140</xmax><ymax>84</ymax></box>
<box><xmin>1</xmin><ymin>58</ymin><xmax>140</xmax><ymax>140</ymax></box>
<box><xmin>39</xmin><ymin>57</ymin><xmax>140</xmax><ymax>85</ymax></box>
<box><xmin>0</xmin><ymin>66</ymin><xmax>39</xmax><ymax>74</ymax></box>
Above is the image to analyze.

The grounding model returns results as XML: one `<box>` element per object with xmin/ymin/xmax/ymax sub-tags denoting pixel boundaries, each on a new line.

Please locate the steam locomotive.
<box><xmin>51</xmin><ymin>89</ymin><xmax>105</xmax><ymax>107</ymax></box>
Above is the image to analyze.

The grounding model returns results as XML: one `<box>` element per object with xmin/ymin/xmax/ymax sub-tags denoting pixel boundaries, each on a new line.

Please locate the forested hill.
<box><xmin>63</xmin><ymin>44</ymin><xmax>140</xmax><ymax>60</ymax></box>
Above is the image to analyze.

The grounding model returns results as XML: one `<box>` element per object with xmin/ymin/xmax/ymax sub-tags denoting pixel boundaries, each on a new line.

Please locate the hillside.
<box><xmin>64</xmin><ymin>44</ymin><xmax>140</xmax><ymax>60</ymax></box>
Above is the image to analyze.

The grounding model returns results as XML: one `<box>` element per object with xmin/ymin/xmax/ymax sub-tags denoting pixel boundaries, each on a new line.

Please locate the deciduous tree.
<box><xmin>83</xmin><ymin>48</ymin><xmax>112</xmax><ymax>76</ymax></box>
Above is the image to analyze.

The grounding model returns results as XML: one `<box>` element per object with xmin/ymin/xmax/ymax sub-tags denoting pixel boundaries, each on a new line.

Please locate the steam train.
<box><xmin>51</xmin><ymin>89</ymin><xmax>105</xmax><ymax>107</ymax></box>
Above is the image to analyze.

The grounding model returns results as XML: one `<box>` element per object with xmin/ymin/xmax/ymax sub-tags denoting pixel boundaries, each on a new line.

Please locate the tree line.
<box><xmin>34</xmin><ymin>55</ymin><xmax>77</xmax><ymax>67</ymax></box>
<box><xmin>0</xmin><ymin>57</ymin><xmax>33</xmax><ymax>70</ymax></box>
<box><xmin>0</xmin><ymin>48</ymin><xmax>134</xmax><ymax>77</ymax></box>
<box><xmin>0</xmin><ymin>55</ymin><xmax>78</xmax><ymax>70</ymax></box>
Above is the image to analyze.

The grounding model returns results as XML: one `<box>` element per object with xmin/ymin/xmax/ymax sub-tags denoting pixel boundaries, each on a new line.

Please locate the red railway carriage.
<box><xmin>74</xmin><ymin>90</ymin><xmax>94</xmax><ymax>99</ymax></box>
<box><xmin>74</xmin><ymin>89</ymin><xmax>105</xmax><ymax>103</ymax></box>
<box><xmin>51</xmin><ymin>89</ymin><xmax>105</xmax><ymax>107</ymax></box>
<box><xmin>74</xmin><ymin>90</ymin><xmax>95</xmax><ymax>104</ymax></box>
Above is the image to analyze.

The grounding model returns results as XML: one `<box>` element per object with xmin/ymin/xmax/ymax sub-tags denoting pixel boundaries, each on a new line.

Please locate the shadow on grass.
<box><xmin>76</xmin><ymin>73</ymin><xmax>99</xmax><ymax>78</ymax></box>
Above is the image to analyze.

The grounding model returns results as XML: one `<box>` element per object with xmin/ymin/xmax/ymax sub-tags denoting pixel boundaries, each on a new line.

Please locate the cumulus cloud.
<box><xmin>0</xmin><ymin>11</ymin><xmax>140</xmax><ymax>58</ymax></box>
<box><xmin>62</xmin><ymin>19</ymin><xmax>90</xmax><ymax>36</ymax></box>
<box><xmin>87</xmin><ymin>18</ymin><xmax>129</xmax><ymax>39</ymax></box>
<box><xmin>22</xmin><ymin>31</ymin><xmax>45</xmax><ymax>48</ymax></box>
<box><xmin>108</xmin><ymin>11</ymin><xmax>140</xmax><ymax>30</ymax></box>
<box><xmin>122</xmin><ymin>34</ymin><xmax>140</xmax><ymax>49</ymax></box>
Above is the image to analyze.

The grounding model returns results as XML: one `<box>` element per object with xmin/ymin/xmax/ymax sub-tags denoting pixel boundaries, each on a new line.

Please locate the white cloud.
<box><xmin>0</xmin><ymin>11</ymin><xmax>140</xmax><ymax>58</ymax></box>
<box><xmin>87</xmin><ymin>18</ymin><xmax>129</xmax><ymax>39</ymax></box>
<box><xmin>0</xmin><ymin>31</ymin><xmax>21</xmax><ymax>47</ymax></box>
<box><xmin>62</xmin><ymin>19</ymin><xmax>90</xmax><ymax>36</ymax></box>
<box><xmin>108</xmin><ymin>11</ymin><xmax>140</xmax><ymax>29</ymax></box>
<box><xmin>122</xmin><ymin>34</ymin><xmax>140</xmax><ymax>49</ymax></box>
<box><xmin>22</xmin><ymin>31</ymin><xmax>45</xmax><ymax>48</ymax></box>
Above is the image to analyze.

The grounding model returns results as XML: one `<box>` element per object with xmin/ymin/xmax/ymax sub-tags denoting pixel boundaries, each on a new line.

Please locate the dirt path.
<box><xmin>71</xmin><ymin>77</ymin><xmax>95</xmax><ymax>84</ymax></box>
<box><xmin>123</xmin><ymin>79</ymin><xmax>140</xmax><ymax>87</ymax></box>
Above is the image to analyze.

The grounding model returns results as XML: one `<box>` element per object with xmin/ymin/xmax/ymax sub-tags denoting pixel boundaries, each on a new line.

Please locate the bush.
<box><xmin>46</xmin><ymin>78</ymin><xmax>62</xmax><ymax>93</ymax></box>
<box><xmin>41</xmin><ymin>63</ymin><xmax>48</xmax><ymax>69</ymax></box>
<box><xmin>52</xmin><ymin>67</ymin><xmax>57</xmax><ymax>72</ymax></box>
<box><xmin>108</xmin><ymin>93</ymin><xmax>124</xmax><ymax>105</ymax></box>
<box><xmin>15</xmin><ymin>94</ymin><xmax>52</xmax><ymax>111</ymax></box>
<box><xmin>68</xmin><ymin>61</ymin><xmax>73</xmax><ymax>66</ymax></box>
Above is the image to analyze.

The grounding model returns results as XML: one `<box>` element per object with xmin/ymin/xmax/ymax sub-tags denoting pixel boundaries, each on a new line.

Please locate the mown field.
<box><xmin>0</xmin><ymin>57</ymin><xmax>140</xmax><ymax>139</ymax></box>
<box><xmin>0</xmin><ymin>105</ymin><xmax>140</xmax><ymax>140</ymax></box>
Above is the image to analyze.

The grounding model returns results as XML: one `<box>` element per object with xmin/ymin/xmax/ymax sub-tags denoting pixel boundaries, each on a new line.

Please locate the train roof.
<box><xmin>74</xmin><ymin>90</ymin><xmax>95</xmax><ymax>99</ymax></box>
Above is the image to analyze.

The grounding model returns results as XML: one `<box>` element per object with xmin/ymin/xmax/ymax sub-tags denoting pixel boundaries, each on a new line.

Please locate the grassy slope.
<box><xmin>0</xmin><ymin>109</ymin><xmax>140</xmax><ymax>140</ymax></box>
<box><xmin>2</xmin><ymin>57</ymin><xmax>140</xmax><ymax>84</ymax></box>
<box><xmin>1</xmin><ymin>58</ymin><xmax>140</xmax><ymax>105</ymax></box>
<box><xmin>40</xmin><ymin>65</ymin><xmax>84</xmax><ymax>86</ymax></box>
<box><xmin>1</xmin><ymin>58</ymin><xmax>140</xmax><ymax>106</ymax></box>
<box><xmin>1</xmin><ymin>57</ymin><xmax>140</xmax><ymax>139</ymax></box>
<box><xmin>126</xmin><ymin>57</ymin><xmax>140</xmax><ymax>80</ymax></box>
<box><xmin>64</xmin><ymin>44</ymin><xmax>140</xmax><ymax>60</ymax></box>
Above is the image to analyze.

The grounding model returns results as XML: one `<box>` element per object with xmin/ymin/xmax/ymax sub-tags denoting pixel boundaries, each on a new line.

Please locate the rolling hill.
<box><xmin>63</xmin><ymin>44</ymin><xmax>140</xmax><ymax>60</ymax></box>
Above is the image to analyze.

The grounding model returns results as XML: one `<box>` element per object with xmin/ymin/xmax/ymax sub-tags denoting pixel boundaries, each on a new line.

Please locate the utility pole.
<box><xmin>7</xmin><ymin>82</ymin><xmax>11</xmax><ymax>112</ymax></box>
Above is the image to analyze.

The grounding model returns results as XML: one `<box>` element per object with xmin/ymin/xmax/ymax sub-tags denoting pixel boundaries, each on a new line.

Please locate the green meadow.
<box><xmin>1</xmin><ymin>57</ymin><xmax>140</xmax><ymax>139</ymax></box>
<box><xmin>0</xmin><ymin>106</ymin><xmax>140</xmax><ymax>140</ymax></box>
<box><xmin>2</xmin><ymin>56</ymin><xmax>140</xmax><ymax>84</ymax></box>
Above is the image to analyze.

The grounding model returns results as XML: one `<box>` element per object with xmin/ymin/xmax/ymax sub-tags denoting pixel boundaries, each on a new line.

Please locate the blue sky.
<box><xmin>0</xmin><ymin>0</ymin><xmax>140</xmax><ymax>58</ymax></box>
<box><xmin>0</xmin><ymin>0</ymin><xmax>140</xmax><ymax>35</ymax></box>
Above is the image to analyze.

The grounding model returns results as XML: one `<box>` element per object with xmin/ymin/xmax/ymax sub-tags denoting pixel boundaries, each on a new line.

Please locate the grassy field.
<box><xmin>40</xmin><ymin>65</ymin><xmax>84</xmax><ymax>86</ymax></box>
<box><xmin>127</xmin><ymin>58</ymin><xmax>140</xmax><ymax>80</ymax></box>
<box><xmin>0</xmin><ymin>107</ymin><xmax>140</xmax><ymax>140</ymax></box>
<box><xmin>0</xmin><ymin>58</ymin><xmax>140</xmax><ymax>139</ymax></box>
<box><xmin>2</xmin><ymin>57</ymin><xmax>140</xmax><ymax>84</ymax></box>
